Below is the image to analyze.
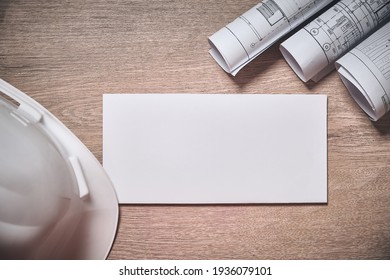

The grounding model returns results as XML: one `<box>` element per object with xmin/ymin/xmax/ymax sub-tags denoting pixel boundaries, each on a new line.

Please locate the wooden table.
<box><xmin>1</xmin><ymin>0</ymin><xmax>390</xmax><ymax>260</ymax></box>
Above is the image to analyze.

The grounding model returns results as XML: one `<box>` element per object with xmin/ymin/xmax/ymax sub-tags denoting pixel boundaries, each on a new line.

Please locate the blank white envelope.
<box><xmin>103</xmin><ymin>94</ymin><xmax>327</xmax><ymax>204</ymax></box>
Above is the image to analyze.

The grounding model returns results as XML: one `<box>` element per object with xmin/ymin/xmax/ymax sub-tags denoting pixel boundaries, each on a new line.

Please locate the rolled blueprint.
<box><xmin>280</xmin><ymin>0</ymin><xmax>390</xmax><ymax>82</ymax></box>
<box><xmin>336</xmin><ymin>21</ymin><xmax>390</xmax><ymax>121</ymax></box>
<box><xmin>208</xmin><ymin>0</ymin><xmax>335</xmax><ymax>76</ymax></box>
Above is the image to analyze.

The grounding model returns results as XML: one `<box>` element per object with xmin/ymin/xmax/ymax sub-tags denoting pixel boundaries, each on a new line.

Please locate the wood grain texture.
<box><xmin>1</xmin><ymin>0</ymin><xmax>390</xmax><ymax>259</ymax></box>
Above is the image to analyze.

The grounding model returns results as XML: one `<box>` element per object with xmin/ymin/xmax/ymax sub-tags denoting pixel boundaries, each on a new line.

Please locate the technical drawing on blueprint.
<box><xmin>280</xmin><ymin>0</ymin><xmax>390</xmax><ymax>82</ymax></box>
<box><xmin>336</xmin><ymin>21</ymin><xmax>390</xmax><ymax>121</ymax></box>
<box><xmin>208</xmin><ymin>0</ymin><xmax>335</xmax><ymax>75</ymax></box>
<box><xmin>356</xmin><ymin>22</ymin><xmax>390</xmax><ymax>80</ymax></box>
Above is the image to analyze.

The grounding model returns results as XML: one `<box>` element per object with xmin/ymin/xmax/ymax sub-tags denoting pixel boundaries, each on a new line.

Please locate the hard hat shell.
<box><xmin>0</xmin><ymin>79</ymin><xmax>118</xmax><ymax>259</ymax></box>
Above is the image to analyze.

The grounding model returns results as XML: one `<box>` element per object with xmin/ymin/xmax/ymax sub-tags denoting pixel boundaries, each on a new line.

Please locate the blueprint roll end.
<box><xmin>280</xmin><ymin>29</ymin><xmax>328</xmax><ymax>83</ymax></box>
<box><xmin>336</xmin><ymin>58</ymin><xmax>382</xmax><ymax>122</ymax></box>
<box><xmin>208</xmin><ymin>27</ymin><xmax>248</xmax><ymax>75</ymax></box>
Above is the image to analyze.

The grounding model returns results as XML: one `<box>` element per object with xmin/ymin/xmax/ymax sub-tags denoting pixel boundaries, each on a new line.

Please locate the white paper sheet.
<box><xmin>336</xmin><ymin>22</ymin><xmax>390</xmax><ymax>121</ymax></box>
<box><xmin>280</xmin><ymin>0</ymin><xmax>390</xmax><ymax>82</ymax></box>
<box><xmin>103</xmin><ymin>94</ymin><xmax>327</xmax><ymax>204</ymax></box>
<box><xmin>208</xmin><ymin>0</ymin><xmax>334</xmax><ymax>76</ymax></box>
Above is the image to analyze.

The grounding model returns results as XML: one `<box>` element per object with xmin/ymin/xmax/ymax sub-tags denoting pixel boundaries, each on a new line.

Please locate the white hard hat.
<box><xmin>0</xmin><ymin>79</ymin><xmax>118</xmax><ymax>259</ymax></box>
